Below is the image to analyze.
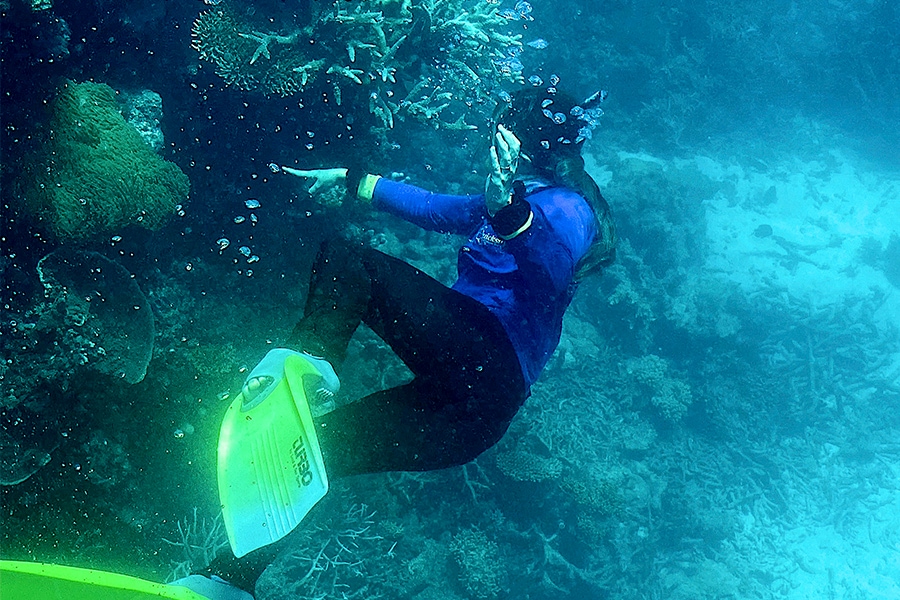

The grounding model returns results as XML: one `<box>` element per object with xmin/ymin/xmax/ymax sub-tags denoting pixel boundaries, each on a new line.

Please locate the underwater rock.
<box><xmin>37</xmin><ymin>248</ymin><xmax>154</xmax><ymax>384</ymax></box>
<box><xmin>0</xmin><ymin>438</ymin><xmax>54</xmax><ymax>486</ymax></box>
<box><xmin>0</xmin><ymin>401</ymin><xmax>61</xmax><ymax>486</ymax></box>
<box><xmin>119</xmin><ymin>89</ymin><xmax>166</xmax><ymax>152</ymax></box>
<box><xmin>0</xmin><ymin>250</ymin><xmax>154</xmax><ymax>485</ymax></box>
<box><xmin>753</xmin><ymin>223</ymin><xmax>773</xmax><ymax>238</ymax></box>
<box><xmin>16</xmin><ymin>80</ymin><xmax>189</xmax><ymax>241</ymax></box>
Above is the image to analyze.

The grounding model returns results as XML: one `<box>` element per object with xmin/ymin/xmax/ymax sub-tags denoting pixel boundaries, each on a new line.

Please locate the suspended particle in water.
<box><xmin>244</xmin><ymin>199</ymin><xmax>260</xmax><ymax>209</ymax></box>
<box><xmin>583</xmin><ymin>89</ymin><xmax>608</xmax><ymax>107</ymax></box>
<box><xmin>575</xmin><ymin>126</ymin><xmax>593</xmax><ymax>143</ymax></box>
<box><xmin>515</xmin><ymin>0</ymin><xmax>534</xmax><ymax>20</ymax></box>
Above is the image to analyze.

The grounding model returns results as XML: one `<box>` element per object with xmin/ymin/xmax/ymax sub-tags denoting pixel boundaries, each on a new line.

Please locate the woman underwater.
<box><xmin>176</xmin><ymin>87</ymin><xmax>616</xmax><ymax>598</ymax></box>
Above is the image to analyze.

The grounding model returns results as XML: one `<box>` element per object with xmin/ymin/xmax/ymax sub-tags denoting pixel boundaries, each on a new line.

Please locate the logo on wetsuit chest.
<box><xmin>474</xmin><ymin>224</ymin><xmax>504</xmax><ymax>247</ymax></box>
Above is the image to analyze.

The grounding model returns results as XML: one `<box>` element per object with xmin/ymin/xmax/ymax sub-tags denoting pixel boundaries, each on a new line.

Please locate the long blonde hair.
<box><xmin>538</xmin><ymin>154</ymin><xmax>617</xmax><ymax>281</ymax></box>
<box><xmin>499</xmin><ymin>89</ymin><xmax>617</xmax><ymax>279</ymax></box>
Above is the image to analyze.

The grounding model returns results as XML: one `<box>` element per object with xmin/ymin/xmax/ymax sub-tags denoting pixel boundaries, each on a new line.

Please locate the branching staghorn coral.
<box><xmin>191</xmin><ymin>0</ymin><xmax>524</xmax><ymax>129</ymax></box>
<box><xmin>163</xmin><ymin>508</ymin><xmax>229</xmax><ymax>581</ymax></box>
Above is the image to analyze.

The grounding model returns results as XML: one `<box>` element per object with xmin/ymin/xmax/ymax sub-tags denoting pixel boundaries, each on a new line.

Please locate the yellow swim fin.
<box><xmin>0</xmin><ymin>560</ymin><xmax>206</xmax><ymax>600</ymax></box>
<box><xmin>217</xmin><ymin>350</ymin><xmax>333</xmax><ymax>558</ymax></box>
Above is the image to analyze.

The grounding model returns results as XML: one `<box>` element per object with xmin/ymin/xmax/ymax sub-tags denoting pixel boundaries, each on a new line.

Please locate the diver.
<box><xmin>180</xmin><ymin>87</ymin><xmax>616</xmax><ymax>599</ymax></box>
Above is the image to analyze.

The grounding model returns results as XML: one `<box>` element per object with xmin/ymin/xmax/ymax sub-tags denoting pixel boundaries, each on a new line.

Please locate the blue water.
<box><xmin>2</xmin><ymin>1</ymin><xmax>898</xmax><ymax>598</ymax></box>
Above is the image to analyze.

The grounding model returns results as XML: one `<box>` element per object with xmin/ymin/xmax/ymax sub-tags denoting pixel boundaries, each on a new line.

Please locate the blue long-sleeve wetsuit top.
<box><xmin>372</xmin><ymin>178</ymin><xmax>597</xmax><ymax>388</ymax></box>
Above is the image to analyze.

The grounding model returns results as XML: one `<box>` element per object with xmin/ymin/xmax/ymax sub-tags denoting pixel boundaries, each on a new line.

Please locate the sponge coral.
<box><xmin>18</xmin><ymin>80</ymin><xmax>189</xmax><ymax>240</ymax></box>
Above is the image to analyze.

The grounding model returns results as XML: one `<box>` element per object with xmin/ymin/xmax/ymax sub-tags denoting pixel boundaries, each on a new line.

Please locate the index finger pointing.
<box><xmin>281</xmin><ymin>166</ymin><xmax>312</xmax><ymax>178</ymax></box>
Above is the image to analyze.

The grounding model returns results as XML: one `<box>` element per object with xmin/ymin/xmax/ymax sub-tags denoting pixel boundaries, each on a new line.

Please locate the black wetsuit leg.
<box><xmin>289</xmin><ymin>238</ymin><xmax>528</xmax><ymax>476</ymax></box>
<box><xmin>205</xmin><ymin>239</ymin><xmax>528</xmax><ymax>592</ymax></box>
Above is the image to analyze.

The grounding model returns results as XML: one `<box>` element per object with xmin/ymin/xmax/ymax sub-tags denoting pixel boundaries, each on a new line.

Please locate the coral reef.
<box><xmin>401</xmin><ymin>539</ymin><xmax>453</xmax><ymax>596</ymax></box>
<box><xmin>119</xmin><ymin>89</ymin><xmax>166</xmax><ymax>152</ymax></box>
<box><xmin>626</xmin><ymin>354</ymin><xmax>693</xmax><ymax>422</ymax></box>
<box><xmin>0</xmin><ymin>439</ymin><xmax>54</xmax><ymax>486</ymax></box>
<box><xmin>16</xmin><ymin>80</ymin><xmax>189</xmax><ymax>240</ymax></box>
<box><xmin>163</xmin><ymin>508</ymin><xmax>229</xmax><ymax>582</ymax></box>
<box><xmin>880</xmin><ymin>233</ymin><xmax>900</xmax><ymax>289</ymax></box>
<box><xmin>449</xmin><ymin>528</ymin><xmax>504</xmax><ymax>599</ymax></box>
<box><xmin>257</xmin><ymin>501</ymin><xmax>399</xmax><ymax>600</ymax></box>
<box><xmin>495</xmin><ymin>448</ymin><xmax>562</xmax><ymax>483</ymax></box>
<box><xmin>191</xmin><ymin>0</ymin><xmax>524</xmax><ymax>129</ymax></box>
<box><xmin>37</xmin><ymin>249</ymin><xmax>154</xmax><ymax>384</ymax></box>
<box><xmin>559</xmin><ymin>471</ymin><xmax>622</xmax><ymax>518</ymax></box>
<box><xmin>0</xmin><ymin>249</ymin><xmax>153</xmax><ymax>485</ymax></box>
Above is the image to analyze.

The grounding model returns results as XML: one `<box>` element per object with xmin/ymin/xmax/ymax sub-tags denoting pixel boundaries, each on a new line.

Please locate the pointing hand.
<box><xmin>281</xmin><ymin>167</ymin><xmax>348</xmax><ymax>195</ymax></box>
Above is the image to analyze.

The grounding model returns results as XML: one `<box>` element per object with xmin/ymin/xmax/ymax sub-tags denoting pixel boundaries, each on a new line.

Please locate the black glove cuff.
<box><xmin>490</xmin><ymin>180</ymin><xmax>531</xmax><ymax>238</ymax></box>
<box><xmin>344</xmin><ymin>167</ymin><xmax>366</xmax><ymax>200</ymax></box>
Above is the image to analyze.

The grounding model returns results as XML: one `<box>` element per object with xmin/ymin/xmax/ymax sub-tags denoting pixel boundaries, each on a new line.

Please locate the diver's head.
<box><xmin>494</xmin><ymin>88</ymin><xmax>606</xmax><ymax>168</ymax></box>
